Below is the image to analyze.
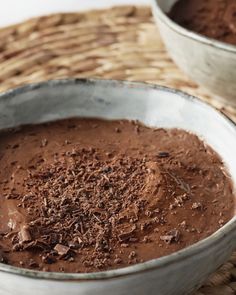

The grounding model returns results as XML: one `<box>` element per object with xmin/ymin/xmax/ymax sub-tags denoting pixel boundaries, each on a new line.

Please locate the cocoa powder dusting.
<box><xmin>0</xmin><ymin>118</ymin><xmax>235</xmax><ymax>273</ymax></box>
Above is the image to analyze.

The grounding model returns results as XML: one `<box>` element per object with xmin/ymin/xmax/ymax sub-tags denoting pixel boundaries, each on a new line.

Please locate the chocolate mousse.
<box><xmin>0</xmin><ymin>118</ymin><xmax>235</xmax><ymax>273</ymax></box>
<box><xmin>169</xmin><ymin>0</ymin><xmax>236</xmax><ymax>45</ymax></box>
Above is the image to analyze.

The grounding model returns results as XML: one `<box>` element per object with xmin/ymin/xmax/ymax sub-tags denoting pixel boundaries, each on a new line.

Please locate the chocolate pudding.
<box><xmin>0</xmin><ymin>118</ymin><xmax>234</xmax><ymax>273</ymax></box>
<box><xmin>169</xmin><ymin>0</ymin><xmax>236</xmax><ymax>45</ymax></box>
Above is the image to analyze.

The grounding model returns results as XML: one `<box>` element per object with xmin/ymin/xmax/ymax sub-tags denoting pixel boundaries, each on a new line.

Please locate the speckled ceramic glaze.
<box><xmin>152</xmin><ymin>0</ymin><xmax>236</xmax><ymax>106</ymax></box>
<box><xmin>0</xmin><ymin>79</ymin><xmax>235</xmax><ymax>295</ymax></box>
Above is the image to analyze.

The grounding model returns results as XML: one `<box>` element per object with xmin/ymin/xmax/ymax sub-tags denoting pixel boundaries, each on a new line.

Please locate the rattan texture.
<box><xmin>0</xmin><ymin>6</ymin><xmax>235</xmax><ymax>294</ymax></box>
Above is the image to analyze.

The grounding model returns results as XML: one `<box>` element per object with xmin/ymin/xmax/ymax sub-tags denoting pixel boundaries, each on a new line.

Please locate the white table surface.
<box><xmin>0</xmin><ymin>0</ymin><xmax>150</xmax><ymax>27</ymax></box>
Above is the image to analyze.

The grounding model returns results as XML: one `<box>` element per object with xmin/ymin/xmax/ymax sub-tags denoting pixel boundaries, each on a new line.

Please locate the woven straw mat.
<box><xmin>0</xmin><ymin>5</ymin><xmax>235</xmax><ymax>295</ymax></box>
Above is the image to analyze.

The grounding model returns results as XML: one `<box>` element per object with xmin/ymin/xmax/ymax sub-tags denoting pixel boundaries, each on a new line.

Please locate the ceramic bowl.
<box><xmin>151</xmin><ymin>0</ymin><xmax>236</xmax><ymax>106</ymax></box>
<box><xmin>0</xmin><ymin>79</ymin><xmax>236</xmax><ymax>295</ymax></box>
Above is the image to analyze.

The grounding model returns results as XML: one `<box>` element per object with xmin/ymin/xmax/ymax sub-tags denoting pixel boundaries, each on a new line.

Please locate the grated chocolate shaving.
<box><xmin>19</xmin><ymin>226</ymin><xmax>31</xmax><ymax>243</ymax></box>
<box><xmin>54</xmin><ymin>244</ymin><xmax>70</xmax><ymax>256</ymax></box>
<box><xmin>160</xmin><ymin>229</ymin><xmax>180</xmax><ymax>244</ymax></box>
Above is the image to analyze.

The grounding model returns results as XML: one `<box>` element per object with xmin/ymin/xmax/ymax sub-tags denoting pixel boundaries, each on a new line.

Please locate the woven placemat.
<box><xmin>0</xmin><ymin>6</ymin><xmax>235</xmax><ymax>294</ymax></box>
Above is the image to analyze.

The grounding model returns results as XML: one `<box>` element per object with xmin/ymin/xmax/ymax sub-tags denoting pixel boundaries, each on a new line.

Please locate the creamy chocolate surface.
<box><xmin>169</xmin><ymin>0</ymin><xmax>236</xmax><ymax>45</ymax></box>
<box><xmin>0</xmin><ymin>118</ymin><xmax>235</xmax><ymax>273</ymax></box>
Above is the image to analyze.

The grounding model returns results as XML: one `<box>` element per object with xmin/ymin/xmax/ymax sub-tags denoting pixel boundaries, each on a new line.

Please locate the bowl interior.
<box><xmin>1</xmin><ymin>79</ymin><xmax>236</xmax><ymax>191</ymax></box>
<box><xmin>155</xmin><ymin>0</ymin><xmax>177</xmax><ymax>13</ymax></box>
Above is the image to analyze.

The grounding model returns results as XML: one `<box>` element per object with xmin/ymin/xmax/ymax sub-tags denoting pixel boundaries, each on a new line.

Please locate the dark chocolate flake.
<box><xmin>41</xmin><ymin>139</ymin><xmax>48</xmax><ymax>147</ymax></box>
<box><xmin>12</xmin><ymin>144</ymin><xmax>19</xmax><ymax>149</ymax></box>
<box><xmin>0</xmin><ymin>250</ymin><xmax>7</xmax><ymax>263</ymax></box>
<box><xmin>118</xmin><ymin>225</ymin><xmax>136</xmax><ymax>242</ymax></box>
<box><xmin>28</xmin><ymin>259</ymin><xmax>39</xmax><ymax>268</ymax></box>
<box><xmin>23</xmin><ymin>240</ymin><xmax>50</xmax><ymax>251</ymax></box>
<box><xmin>19</xmin><ymin>226</ymin><xmax>32</xmax><ymax>243</ymax></box>
<box><xmin>157</xmin><ymin>152</ymin><xmax>170</xmax><ymax>158</ymax></box>
<box><xmin>160</xmin><ymin>229</ymin><xmax>180</xmax><ymax>244</ymax></box>
<box><xmin>191</xmin><ymin>202</ymin><xmax>203</xmax><ymax>210</ymax></box>
<box><xmin>54</xmin><ymin>244</ymin><xmax>70</xmax><ymax>256</ymax></box>
<box><xmin>42</xmin><ymin>254</ymin><xmax>56</xmax><ymax>264</ymax></box>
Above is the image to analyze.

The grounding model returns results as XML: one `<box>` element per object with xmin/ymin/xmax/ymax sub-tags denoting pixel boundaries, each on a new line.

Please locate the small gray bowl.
<box><xmin>152</xmin><ymin>0</ymin><xmax>236</xmax><ymax>106</ymax></box>
<box><xmin>0</xmin><ymin>79</ymin><xmax>235</xmax><ymax>295</ymax></box>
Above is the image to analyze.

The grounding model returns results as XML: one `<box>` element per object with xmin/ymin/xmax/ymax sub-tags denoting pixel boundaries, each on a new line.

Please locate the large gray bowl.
<box><xmin>0</xmin><ymin>79</ymin><xmax>235</xmax><ymax>295</ymax></box>
<box><xmin>152</xmin><ymin>0</ymin><xmax>236</xmax><ymax>106</ymax></box>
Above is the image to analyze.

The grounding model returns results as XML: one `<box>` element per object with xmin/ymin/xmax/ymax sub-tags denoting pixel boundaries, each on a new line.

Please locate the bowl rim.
<box><xmin>0</xmin><ymin>78</ymin><xmax>235</xmax><ymax>281</ymax></box>
<box><xmin>151</xmin><ymin>0</ymin><xmax>236</xmax><ymax>54</ymax></box>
